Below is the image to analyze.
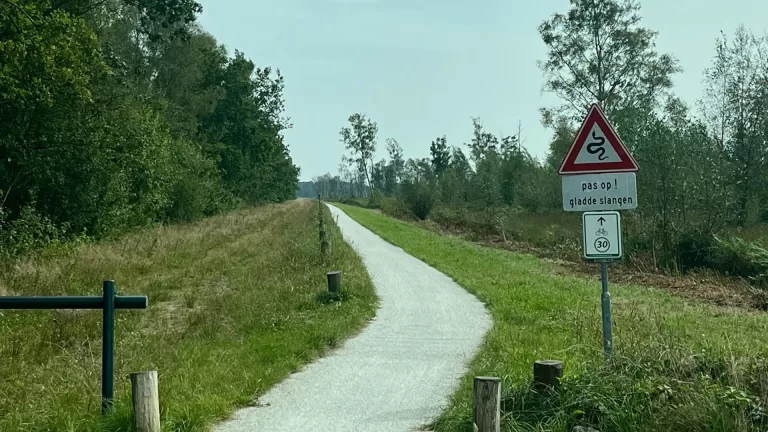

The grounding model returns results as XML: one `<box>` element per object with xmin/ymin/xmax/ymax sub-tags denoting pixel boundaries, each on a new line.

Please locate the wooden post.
<box><xmin>473</xmin><ymin>376</ymin><xmax>501</xmax><ymax>432</ymax></box>
<box><xmin>318</xmin><ymin>201</ymin><xmax>324</xmax><ymax>229</ymax></box>
<box><xmin>327</xmin><ymin>271</ymin><xmax>341</xmax><ymax>294</ymax></box>
<box><xmin>131</xmin><ymin>371</ymin><xmax>160</xmax><ymax>432</ymax></box>
<box><xmin>533</xmin><ymin>360</ymin><xmax>563</xmax><ymax>392</ymax></box>
<box><xmin>321</xmin><ymin>229</ymin><xmax>330</xmax><ymax>255</ymax></box>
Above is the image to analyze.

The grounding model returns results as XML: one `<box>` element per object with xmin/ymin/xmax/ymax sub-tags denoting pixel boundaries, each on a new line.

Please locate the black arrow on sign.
<box><xmin>598</xmin><ymin>217</ymin><xmax>606</xmax><ymax>225</ymax></box>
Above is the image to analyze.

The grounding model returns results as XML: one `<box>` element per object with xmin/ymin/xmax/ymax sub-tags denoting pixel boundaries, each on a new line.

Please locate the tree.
<box><xmin>439</xmin><ymin>147</ymin><xmax>472</xmax><ymax>206</ymax></box>
<box><xmin>468</xmin><ymin>118</ymin><xmax>498</xmax><ymax>163</ymax></box>
<box><xmin>338</xmin><ymin>160</ymin><xmax>355</xmax><ymax>197</ymax></box>
<box><xmin>537</xmin><ymin>0</ymin><xmax>680</xmax><ymax>127</ymax></box>
<box><xmin>385</xmin><ymin>138</ymin><xmax>405</xmax><ymax>195</ymax></box>
<box><xmin>73</xmin><ymin>0</ymin><xmax>203</xmax><ymax>42</ymax></box>
<box><xmin>386</xmin><ymin>138</ymin><xmax>404</xmax><ymax>180</ymax></box>
<box><xmin>152</xmin><ymin>30</ymin><xmax>229</xmax><ymax>138</ymax></box>
<box><xmin>340</xmin><ymin>113</ymin><xmax>378</xmax><ymax>193</ymax></box>
<box><xmin>372</xmin><ymin>159</ymin><xmax>387</xmax><ymax>192</ymax></box>
<box><xmin>499</xmin><ymin>134</ymin><xmax>519</xmax><ymax>156</ymax></box>
<box><xmin>700</xmin><ymin>27</ymin><xmax>768</xmax><ymax>223</ymax></box>
<box><xmin>199</xmin><ymin>51</ymin><xmax>298</xmax><ymax>203</ymax></box>
<box><xmin>545</xmin><ymin>117</ymin><xmax>577</xmax><ymax>169</ymax></box>
<box><xmin>429</xmin><ymin>136</ymin><xmax>451</xmax><ymax>178</ymax></box>
<box><xmin>0</xmin><ymin>0</ymin><xmax>299</xmax><ymax>254</ymax></box>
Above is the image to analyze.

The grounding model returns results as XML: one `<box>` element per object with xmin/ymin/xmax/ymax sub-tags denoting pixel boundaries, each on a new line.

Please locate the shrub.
<box><xmin>380</xmin><ymin>197</ymin><xmax>411</xmax><ymax>220</ymax></box>
<box><xmin>0</xmin><ymin>205</ymin><xmax>79</xmax><ymax>259</ymax></box>
<box><xmin>366</xmin><ymin>191</ymin><xmax>384</xmax><ymax>209</ymax></box>
<box><xmin>499</xmin><ymin>339</ymin><xmax>768</xmax><ymax>431</ymax></box>
<box><xmin>677</xmin><ymin>229</ymin><xmax>717</xmax><ymax>272</ymax></box>
<box><xmin>168</xmin><ymin>175</ymin><xmax>210</xmax><ymax>222</ymax></box>
<box><xmin>430</xmin><ymin>206</ymin><xmax>496</xmax><ymax>237</ymax></box>
<box><xmin>339</xmin><ymin>197</ymin><xmax>370</xmax><ymax>208</ymax></box>
<box><xmin>711</xmin><ymin>236</ymin><xmax>768</xmax><ymax>283</ymax></box>
<box><xmin>400</xmin><ymin>181</ymin><xmax>437</xmax><ymax>220</ymax></box>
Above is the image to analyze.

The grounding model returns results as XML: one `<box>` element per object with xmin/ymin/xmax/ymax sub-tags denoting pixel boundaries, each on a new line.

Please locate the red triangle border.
<box><xmin>558</xmin><ymin>104</ymin><xmax>639</xmax><ymax>175</ymax></box>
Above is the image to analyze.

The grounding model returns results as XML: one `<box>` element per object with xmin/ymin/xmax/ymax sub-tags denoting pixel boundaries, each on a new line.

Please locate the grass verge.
<box><xmin>0</xmin><ymin>200</ymin><xmax>377</xmax><ymax>431</ymax></box>
<box><xmin>336</xmin><ymin>203</ymin><xmax>768</xmax><ymax>432</ymax></box>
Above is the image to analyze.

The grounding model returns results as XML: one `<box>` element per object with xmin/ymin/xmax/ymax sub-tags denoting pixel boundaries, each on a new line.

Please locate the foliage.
<box><xmin>711</xmin><ymin>236</ymin><xmax>768</xmax><ymax>284</ymax></box>
<box><xmin>537</xmin><ymin>0</ymin><xmax>680</xmax><ymax>123</ymax></box>
<box><xmin>502</xmin><ymin>349</ymin><xmax>768</xmax><ymax>432</ymax></box>
<box><xmin>401</xmin><ymin>180</ymin><xmax>437</xmax><ymax>220</ymax></box>
<box><xmin>429</xmin><ymin>136</ymin><xmax>451</xmax><ymax>178</ymax></box>
<box><xmin>0</xmin><ymin>0</ymin><xmax>299</xmax><ymax>257</ymax></box>
<box><xmin>0</xmin><ymin>204</ymin><xmax>79</xmax><ymax>259</ymax></box>
<box><xmin>340</xmin><ymin>113</ymin><xmax>378</xmax><ymax>193</ymax></box>
<box><xmin>386</xmin><ymin>138</ymin><xmax>405</xmax><ymax>184</ymax></box>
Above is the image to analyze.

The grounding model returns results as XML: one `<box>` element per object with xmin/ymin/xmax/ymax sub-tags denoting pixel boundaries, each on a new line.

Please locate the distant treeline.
<box><xmin>300</xmin><ymin>179</ymin><xmax>370</xmax><ymax>200</ymax></box>
<box><xmin>0</xmin><ymin>0</ymin><xmax>299</xmax><ymax>257</ymax></box>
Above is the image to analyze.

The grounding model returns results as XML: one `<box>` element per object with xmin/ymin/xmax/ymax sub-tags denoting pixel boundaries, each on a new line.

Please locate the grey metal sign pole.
<box><xmin>600</xmin><ymin>260</ymin><xmax>613</xmax><ymax>356</ymax></box>
<box><xmin>583</xmin><ymin>211</ymin><xmax>620</xmax><ymax>357</ymax></box>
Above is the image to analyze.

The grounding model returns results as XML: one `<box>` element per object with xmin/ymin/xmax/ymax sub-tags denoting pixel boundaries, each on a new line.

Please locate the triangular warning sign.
<box><xmin>558</xmin><ymin>104</ymin><xmax>639</xmax><ymax>175</ymax></box>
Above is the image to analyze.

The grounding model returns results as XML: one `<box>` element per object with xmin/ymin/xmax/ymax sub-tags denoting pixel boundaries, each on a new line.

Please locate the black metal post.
<box><xmin>101</xmin><ymin>280</ymin><xmax>116</xmax><ymax>414</ymax></box>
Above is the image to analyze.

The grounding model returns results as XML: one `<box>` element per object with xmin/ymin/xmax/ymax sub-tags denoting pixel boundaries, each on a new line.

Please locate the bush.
<box><xmin>711</xmin><ymin>236</ymin><xmax>768</xmax><ymax>283</ymax></box>
<box><xmin>401</xmin><ymin>181</ymin><xmax>436</xmax><ymax>220</ymax></box>
<box><xmin>339</xmin><ymin>197</ymin><xmax>370</xmax><ymax>208</ymax></box>
<box><xmin>677</xmin><ymin>229</ymin><xmax>717</xmax><ymax>272</ymax></box>
<box><xmin>0</xmin><ymin>205</ymin><xmax>82</xmax><ymax>259</ymax></box>
<box><xmin>366</xmin><ymin>191</ymin><xmax>384</xmax><ymax>209</ymax></box>
<box><xmin>502</xmin><ymin>360</ymin><xmax>768</xmax><ymax>431</ymax></box>
<box><xmin>380</xmin><ymin>197</ymin><xmax>411</xmax><ymax>219</ymax></box>
<box><xmin>168</xmin><ymin>175</ymin><xmax>210</xmax><ymax>222</ymax></box>
<box><xmin>673</xmin><ymin>233</ymin><xmax>768</xmax><ymax>285</ymax></box>
<box><xmin>499</xmin><ymin>337</ymin><xmax>768</xmax><ymax>432</ymax></box>
<box><xmin>430</xmin><ymin>206</ymin><xmax>496</xmax><ymax>237</ymax></box>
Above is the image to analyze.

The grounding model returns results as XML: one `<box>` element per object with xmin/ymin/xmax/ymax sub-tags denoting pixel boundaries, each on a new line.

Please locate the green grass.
<box><xmin>335</xmin><ymin>203</ymin><xmax>768</xmax><ymax>432</ymax></box>
<box><xmin>0</xmin><ymin>200</ymin><xmax>377</xmax><ymax>431</ymax></box>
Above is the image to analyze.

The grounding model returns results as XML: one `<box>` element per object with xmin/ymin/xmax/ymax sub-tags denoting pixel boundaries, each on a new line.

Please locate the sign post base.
<box><xmin>599</xmin><ymin>261</ymin><xmax>613</xmax><ymax>357</ymax></box>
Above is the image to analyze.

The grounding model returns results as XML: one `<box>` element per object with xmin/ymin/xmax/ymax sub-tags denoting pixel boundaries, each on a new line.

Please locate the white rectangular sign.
<box><xmin>562</xmin><ymin>173</ymin><xmax>637</xmax><ymax>212</ymax></box>
<box><xmin>583</xmin><ymin>211</ymin><xmax>622</xmax><ymax>260</ymax></box>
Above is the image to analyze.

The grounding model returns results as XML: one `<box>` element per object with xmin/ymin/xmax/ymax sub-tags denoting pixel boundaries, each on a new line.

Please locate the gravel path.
<box><xmin>214</xmin><ymin>204</ymin><xmax>491</xmax><ymax>432</ymax></box>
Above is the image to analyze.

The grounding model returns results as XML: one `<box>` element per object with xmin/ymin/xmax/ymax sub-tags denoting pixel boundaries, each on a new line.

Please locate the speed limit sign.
<box><xmin>582</xmin><ymin>211</ymin><xmax>622</xmax><ymax>260</ymax></box>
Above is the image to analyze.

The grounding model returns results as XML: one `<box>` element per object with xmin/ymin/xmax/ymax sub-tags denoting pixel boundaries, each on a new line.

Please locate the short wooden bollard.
<box><xmin>473</xmin><ymin>376</ymin><xmax>501</xmax><ymax>432</ymax></box>
<box><xmin>131</xmin><ymin>371</ymin><xmax>160</xmax><ymax>432</ymax></box>
<box><xmin>327</xmin><ymin>271</ymin><xmax>342</xmax><ymax>294</ymax></box>
<box><xmin>533</xmin><ymin>360</ymin><xmax>564</xmax><ymax>392</ymax></box>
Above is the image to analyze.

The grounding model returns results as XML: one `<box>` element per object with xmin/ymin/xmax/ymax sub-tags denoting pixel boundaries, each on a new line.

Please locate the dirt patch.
<box><xmin>546</xmin><ymin>256</ymin><xmax>757</xmax><ymax>310</ymax></box>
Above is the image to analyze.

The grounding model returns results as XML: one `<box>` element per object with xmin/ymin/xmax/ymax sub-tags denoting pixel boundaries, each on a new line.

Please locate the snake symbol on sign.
<box><xmin>586</xmin><ymin>131</ymin><xmax>608</xmax><ymax>161</ymax></box>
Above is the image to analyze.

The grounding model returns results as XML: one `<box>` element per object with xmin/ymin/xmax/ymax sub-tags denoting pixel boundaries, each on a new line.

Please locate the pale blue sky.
<box><xmin>197</xmin><ymin>0</ymin><xmax>767</xmax><ymax>181</ymax></box>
